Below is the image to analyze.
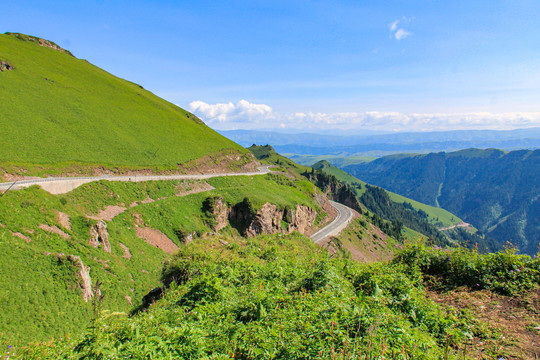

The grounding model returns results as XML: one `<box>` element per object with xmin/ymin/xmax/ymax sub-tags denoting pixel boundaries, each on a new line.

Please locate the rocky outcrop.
<box><xmin>0</xmin><ymin>60</ymin><xmax>14</xmax><ymax>72</ymax></box>
<box><xmin>203</xmin><ymin>196</ymin><xmax>318</xmax><ymax>238</ymax></box>
<box><xmin>89</xmin><ymin>220</ymin><xmax>111</xmax><ymax>252</ymax></box>
<box><xmin>287</xmin><ymin>204</ymin><xmax>317</xmax><ymax>234</ymax></box>
<box><xmin>5</xmin><ymin>33</ymin><xmax>74</xmax><ymax>56</ymax></box>
<box><xmin>141</xmin><ymin>287</ymin><xmax>163</xmax><ymax>310</ymax></box>
<box><xmin>66</xmin><ymin>255</ymin><xmax>93</xmax><ymax>302</ymax></box>
<box><xmin>203</xmin><ymin>195</ymin><xmax>229</xmax><ymax>231</ymax></box>
<box><xmin>245</xmin><ymin>203</ymin><xmax>284</xmax><ymax>237</ymax></box>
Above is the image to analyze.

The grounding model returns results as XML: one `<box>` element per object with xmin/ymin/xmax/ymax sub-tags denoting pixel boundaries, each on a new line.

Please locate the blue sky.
<box><xmin>3</xmin><ymin>0</ymin><xmax>540</xmax><ymax>132</ymax></box>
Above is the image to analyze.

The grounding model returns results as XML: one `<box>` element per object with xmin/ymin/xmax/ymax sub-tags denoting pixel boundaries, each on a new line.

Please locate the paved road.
<box><xmin>310</xmin><ymin>200</ymin><xmax>354</xmax><ymax>243</ymax></box>
<box><xmin>0</xmin><ymin>165</ymin><xmax>354</xmax><ymax>240</ymax></box>
<box><xmin>0</xmin><ymin>165</ymin><xmax>273</xmax><ymax>195</ymax></box>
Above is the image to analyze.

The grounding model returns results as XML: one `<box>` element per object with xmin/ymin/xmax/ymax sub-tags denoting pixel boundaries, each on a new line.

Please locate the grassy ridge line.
<box><xmin>0</xmin><ymin>33</ymin><xmax>248</xmax><ymax>172</ymax></box>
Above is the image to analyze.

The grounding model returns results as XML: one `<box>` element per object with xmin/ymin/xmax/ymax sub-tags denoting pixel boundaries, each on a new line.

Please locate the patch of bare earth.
<box><xmin>57</xmin><ymin>211</ymin><xmax>71</xmax><ymax>230</ymax></box>
<box><xmin>12</xmin><ymin>232</ymin><xmax>31</xmax><ymax>243</ymax></box>
<box><xmin>429</xmin><ymin>288</ymin><xmax>540</xmax><ymax>360</ymax></box>
<box><xmin>176</xmin><ymin>181</ymin><xmax>215</xmax><ymax>196</ymax></box>
<box><xmin>135</xmin><ymin>227</ymin><xmax>179</xmax><ymax>254</ymax></box>
<box><xmin>119</xmin><ymin>243</ymin><xmax>132</xmax><ymax>259</ymax></box>
<box><xmin>176</xmin><ymin>151</ymin><xmax>259</xmax><ymax>174</ymax></box>
<box><xmin>88</xmin><ymin>205</ymin><xmax>127</xmax><ymax>221</ymax></box>
<box><xmin>39</xmin><ymin>224</ymin><xmax>70</xmax><ymax>239</ymax></box>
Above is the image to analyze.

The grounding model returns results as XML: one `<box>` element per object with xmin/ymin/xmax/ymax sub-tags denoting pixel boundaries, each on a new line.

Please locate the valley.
<box><xmin>0</xmin><ymin>30</ymin><xmax>539</xmax><ymax>360</ymax></box>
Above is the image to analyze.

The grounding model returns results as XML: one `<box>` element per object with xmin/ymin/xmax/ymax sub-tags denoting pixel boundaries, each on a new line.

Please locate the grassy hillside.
<box><xmin>16</xmin><ymin>238</ymin><xmax>540</xmax><ymax>360</ymax></box>
<box><xmin>0</xmin><ymin>33</ymin><xmax>251</xmax><ymax>176</ymax></box>
<box><xmin>0</xmin><ymin>172</ymin><xmax>325</xmax><ymax>346</ymax></box>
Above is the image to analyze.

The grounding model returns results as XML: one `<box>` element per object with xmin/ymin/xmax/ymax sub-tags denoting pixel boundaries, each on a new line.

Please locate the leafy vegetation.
<box><xmin>395</xmin><ymin>243</ymin><xmax>540</xmax><ymax>296</ymax></box>
<box><xmin>15</xmin><ymin>234</ymin><xmax>519</xmax><ymax>360</ymax></box>
<box><xmin>0</xmin><ymin>33</ymin><xmax>249</xmax><ymax>176</ymax></box>
<box><xmin>0</xmin><ymin>172</ymin><xmax>324</xmax><ymax>347</ymax></box>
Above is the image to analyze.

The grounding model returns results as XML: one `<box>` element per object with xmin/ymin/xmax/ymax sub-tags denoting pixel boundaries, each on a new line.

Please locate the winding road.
<box><xmin>310</xmin><ymin>200</ymin><xmax>354</xmax><ymax>243</ymax></box>
<box><xmin>0</xmin><ymin>164</ymin><xmax>354</xmax><ymax>242</ymax></box>
<box><xmin>0</xmin><ymin>165</ymin><xmax>273</xmax><ymax>195</ymax></box>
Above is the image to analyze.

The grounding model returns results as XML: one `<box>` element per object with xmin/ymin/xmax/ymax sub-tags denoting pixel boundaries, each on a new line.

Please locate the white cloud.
<box><xmin>389</xmin><ymin>17</ymin><xmax>412</xmax><ymax>40</ymax></box>
<box><xmin>189</xmin><ymin>100</ymin><xmax>540</xmax><ymax>132</ymax></box>
<box><xmin>394</xmin><ymin>28</ymin><xmax>412</xmax><ymax>40</ymax></box>
<box><xmin>188</xmin><ymin>100</ymin><xmax>275</xmax><ymax>126</ymax></box>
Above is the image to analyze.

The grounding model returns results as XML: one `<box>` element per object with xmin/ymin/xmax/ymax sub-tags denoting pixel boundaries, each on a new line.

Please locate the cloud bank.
<box><xmin>188</xmin><ymin>100</ymin><xmax>540</xmax><ymax>133</ymax></box>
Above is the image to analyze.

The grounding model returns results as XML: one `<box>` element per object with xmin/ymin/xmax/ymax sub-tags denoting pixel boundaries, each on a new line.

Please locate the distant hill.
<box><xmin>311</xmin><ymin>160</ymin><xmax>500</xmax><ymax>252</ymax></box>
<box><xmin>0</xmin><ymin>33</ymin><xmax>254</xmax><ymax>176</ymax></box>
<box><xmin>343</xmin><ymin>148</ymin><xmax>540</xmax><ymax>255</ymax></box>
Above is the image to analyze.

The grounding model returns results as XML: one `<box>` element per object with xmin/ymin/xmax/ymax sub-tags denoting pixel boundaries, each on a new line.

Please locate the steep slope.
<box><xmin>0</xmin><ymin>172</ymin><xmax>327</xmax><ymax>346</ymax></box>
<box><xmin>344</xmin><ymin>148</ymin><xmax>540</xmax><ymax>254</ymax></box>
<box><xmin>0</xmin><ymin>33</ymin><xmax>255</xmax><ymax>176</ymax></box>
<box><xmin>312</xmin><ymin>160</ymin><xmax>462</xmax><ymax>227</ymax></box>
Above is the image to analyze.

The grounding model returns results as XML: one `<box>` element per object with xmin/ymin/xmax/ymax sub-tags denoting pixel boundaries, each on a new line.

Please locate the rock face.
<box><xmin>245</xmin><ymin>203</ymin><xmax>284</xmax><ymax>237</ymax></box>
<box><xmin>204</xmin><ymin>196</ymin><xmax>229</xmax><ymax>231</ymax></box>
<box><xmin>287</xmin><ymin>204</ymin><xmax>317</xmax><ymax>234</ymax></box>
<box><xmin>89</xmin><ymin>220</ymin><xmax>111</xmax><ymax>252</ymax></box>
<box><xmin>203</xmin><ymin>196</ymin><xmax>318</xmax><ymax>238</ymax></box>
<box><xmin>67</xmin><ymin>255</ymin><xmax>93</xmax><ymax>302</ymax></box>
<box><xmin>0</xmin><ymin>60</ymin><xmax>13</xmax><ymax>72</ymax></box>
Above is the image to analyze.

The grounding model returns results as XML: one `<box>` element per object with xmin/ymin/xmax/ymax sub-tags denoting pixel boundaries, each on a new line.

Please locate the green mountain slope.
<box><xmin>312</xmin><ymin>160</ymin><xmax>462</xmax><ymax>227</ymax></box>
<box><xmin>0</xmin><ymin>172</ymin><xmax>325</xmax><ymax>345</ymax></box>
<box><xmin>343</xmin><ymin>148</ymin><xmax>540</xmax><ymax>254</ymax></box>
<box><xmin>311</xmin><ymin>160</ymin><xmax>501</xmax><ymax>252</ymax></box>
<box><xmin>0</xmin><ymin>33</ymin><xmax>252</xmax><ymax>175</ymax></box>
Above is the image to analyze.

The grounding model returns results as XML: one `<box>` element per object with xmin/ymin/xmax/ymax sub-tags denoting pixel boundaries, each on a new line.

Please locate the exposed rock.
<box><xmin>177</xmin><ymin>150</ymin><xmax>260</xmax><ymax>174</ymax></box>
<box><xmin>89</xmin><ymin>220</ymin><xmax>111</xmax><ymax>252</ymax></box>
<box><xmin>141</xmin><ymin>287</ymin><xmax>163</xmax><ymax>310</ymax></box>
<box><xmin>227</xmin><ymin>199</ymin><xmax>317</xmax><ymax>237</ymax></box>
<box><xmin>176</xmin><ymin>181</ymin><xmax>215</xmax><ymax>197</ymax></box>
<box><xmin>57</xmin><ymin>211</ymin><xmax>71</xmax><ymax>231</ymax></box>
<box><xmin>88</xmin><ymin>205</ymin><xmax>126</xmax><ymax>221</ymax></box>
<box><xmin>125</xmin><ymin>295</ymin><xmax>132</xmax><ymax>306</ymax></box>
<box><xmin>119</xmin><ymin>242</ymin><xmax>132</xmax><ymax>259</ymax></box>
<box><xmin>39</xmin><ymin>224</ymin><xmax>70</xmax><ymax>239</ymax></box>
<box><xmin>203</xmin><ymin>195</ymin><xmax>229</xmax><ymax>231</ymax></box>
<box><xmin>288</xmin><ymin>204</ymin><xmax>317</xmax><ymax>234</ymax></box>
<box><xmin>245</xmin><ymin>203</ymin><xmax>284</xmax><ymax>237</ymax></box>
<box><xmin>0</xmin><ymin>60</ymin><xmax>14</xmax><ymax>72</ymax></box>
<box><xmin>67</xmin><ymin>255</ymin><xmax>93</xmax><ymax>302</ymax></box>
<box><xmin>5</xmin><ymin>33</ymin><xmax>74</xmax><ymax>56</ymax></box>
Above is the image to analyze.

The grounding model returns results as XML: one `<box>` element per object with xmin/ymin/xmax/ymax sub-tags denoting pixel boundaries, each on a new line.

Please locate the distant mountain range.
<box><xmin>342</xmin><ymin>148</ymin><xmax>540</xmax><ymax>255</ymax></box>
<box><xmin>219</xmin><ymin>128</ymin><xmax>540</xmax><ymax>157</ymax></box>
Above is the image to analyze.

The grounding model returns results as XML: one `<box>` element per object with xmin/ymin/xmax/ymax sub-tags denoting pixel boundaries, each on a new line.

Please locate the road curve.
<box><xmin>1</xmin><ymin>165</ymin><xmax>354</xmax><ymax>241</ymax></box>
<box><xmin>0</xmin><ymin>165</ymin><xmax>273</xmax><ymax>195</ymax></box>
<box><xmin>311</xmin><ymin>200</ymin><xmax>354</xmax><ymax>244</ymax></box>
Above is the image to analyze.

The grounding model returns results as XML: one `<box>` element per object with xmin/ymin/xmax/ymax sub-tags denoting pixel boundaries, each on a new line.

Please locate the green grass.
<box><xmin>388</xmin><ymin>192</ymin><xmax>463</xmax><ymax>227</ymax></box>
<box><xmin>0</xmin><ymin>33</ymin><xmax>248</xmax><ymax>174</ymax></box>
<box><xmin>0</xmin><ymin>173</ymin><xmax>325</xmax><ymax>347</ymax></box>
<box><xmin>16</xmin><ymin>234</ymin><xmax>511</xmax><ymax>359</ymax></box>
